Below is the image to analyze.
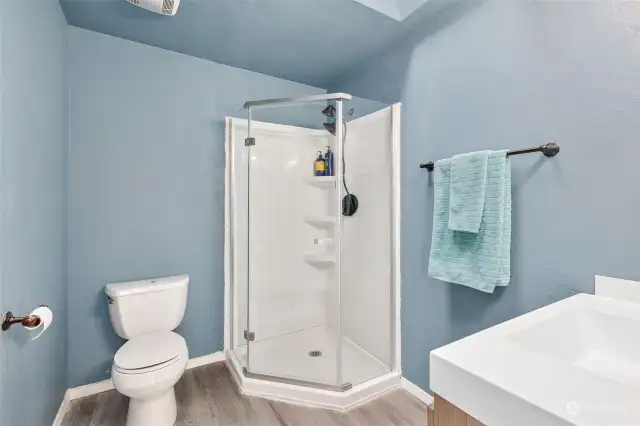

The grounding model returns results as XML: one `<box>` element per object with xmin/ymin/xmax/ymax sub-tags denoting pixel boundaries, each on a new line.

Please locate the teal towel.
<box><xmin>428</xmin><ymin>151</ymin><xmax>511</xmax><ymax>293</ymax></box>
<box><xmin>448</xmin><ymin>150</ymin><xmax>490</xmax><ymax>233</ymax></box>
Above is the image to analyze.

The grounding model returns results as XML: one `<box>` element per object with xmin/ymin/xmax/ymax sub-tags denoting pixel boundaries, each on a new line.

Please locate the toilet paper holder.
<box><xmin>1</xmin><ymin>309</ymin><xmax>43</xmax><ymax>331</ymax></box>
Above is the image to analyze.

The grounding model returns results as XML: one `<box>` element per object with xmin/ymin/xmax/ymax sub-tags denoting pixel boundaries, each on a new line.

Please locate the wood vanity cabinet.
<box><xmin>428</xmin><ymin>394</ymin><xmax>485</xmax><ymax>426</ymax></box>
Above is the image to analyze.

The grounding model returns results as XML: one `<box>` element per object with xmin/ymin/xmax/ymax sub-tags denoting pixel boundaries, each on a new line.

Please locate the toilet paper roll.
<box><xmin>24</xmin><ymin>305</ymin><xmax>53</xmax><ymax>340</ymax></box>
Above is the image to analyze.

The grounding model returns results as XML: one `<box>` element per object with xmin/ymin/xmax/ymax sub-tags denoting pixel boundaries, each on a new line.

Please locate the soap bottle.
<box><xmin>314</xmin><ymin>151</ymin><xmax>326</xmax><ymax>176</ymax></box>
<box><xmin>324</xmin><ymin>146</ymin><xmax>334</xmax><ymax>176</ymax></box>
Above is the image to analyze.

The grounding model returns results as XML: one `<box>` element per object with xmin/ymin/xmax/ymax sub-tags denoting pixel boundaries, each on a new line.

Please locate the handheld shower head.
<box><xmin>320</xmin><ymin>105</ymin><xmax>358</xmax><ymax>216</ymax></box>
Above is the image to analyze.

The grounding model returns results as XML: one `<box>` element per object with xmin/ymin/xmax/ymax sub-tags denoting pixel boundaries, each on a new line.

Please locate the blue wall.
<box><xmin>331</xmin><ymin>0</ymin><xmax>640</xmax><ymax>391</ymax></box>
<box><xmin>67</xmin><ymin>27</ymin><xmax>329</xmax><ymax>387</ymax></box>
<box><xmin>0</xmin><ymin>2</ymin><xmax>69</xmax><ymax>425</ymax></box>
<box><xmin>58</xmin><ymin>0</ymin><xmax>406</xmax><ymax>90</ymax></box>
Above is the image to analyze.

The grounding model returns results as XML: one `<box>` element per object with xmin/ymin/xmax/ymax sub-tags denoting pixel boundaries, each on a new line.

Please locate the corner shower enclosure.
<box><xmin>224</xmin><ymin>93</ymin><xmax>401</xmax><ymax>407</ymax></box>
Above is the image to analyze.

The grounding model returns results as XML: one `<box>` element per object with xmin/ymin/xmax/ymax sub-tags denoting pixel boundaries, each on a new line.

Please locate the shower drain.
<box><xmin>308</xmin><ymin>350</ymin><xmax>322</xmax><ymax>357</ymax></box>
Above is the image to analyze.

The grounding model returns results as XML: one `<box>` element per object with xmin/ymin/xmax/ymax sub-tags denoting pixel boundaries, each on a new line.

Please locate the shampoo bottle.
<box><xmin>324</xmin><ymin>146</ymin><xmax>334</xmax><ymax>176</ymax></box>
<box><xmin>314</xmin><ymin>151</ymin><xmax>326</xmax><ymax>176</ymax></box>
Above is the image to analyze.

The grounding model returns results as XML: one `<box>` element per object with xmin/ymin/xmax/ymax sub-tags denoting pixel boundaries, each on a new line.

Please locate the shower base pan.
<box><xmin>226</xmin><ymin>325</ymin><xmax>401</xmax><ymax>410</ymax></box>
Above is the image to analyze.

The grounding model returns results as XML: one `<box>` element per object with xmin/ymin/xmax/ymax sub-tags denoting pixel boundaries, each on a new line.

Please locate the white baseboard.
<box><xmin>52</xmin><ymin>390</ymin><xmax>71</xmax><ymax>426</ymax></box>
<box><xmin>401</xmin><ymin>377</ymin><xmax>434</xmax><ymax>407</ymax></box>
<box><xmin>55</xmin><ymin>351</ymin><xmax>225</xmax><ymax>424</ymax></box>
<box><xmin>186</xmin><ymin>350</ymin><xmax>226</xmax><ymax>369</ymax></box>
<box><xmin>67</xmin><ymin>378</ymin><xmax>115</xmax><ymax>400</ymax></box>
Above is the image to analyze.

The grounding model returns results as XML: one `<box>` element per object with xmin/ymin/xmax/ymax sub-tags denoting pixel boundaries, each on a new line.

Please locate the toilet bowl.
<box><xmin>105</xmin><ymin>275</ymin><xmax>189</xmax><ymax>426</ymax></box>
<box><xmin>111</xmin><ymin>332</ymin><xmax>188</xmax><ymax>426</ymax></box>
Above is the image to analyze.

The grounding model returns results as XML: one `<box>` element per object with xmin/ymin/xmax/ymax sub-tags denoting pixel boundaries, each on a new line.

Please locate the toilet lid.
<box><xmin>114</xmin><ymin>332</ymin><xmax>186</xmax><ymax>370</ymax></box>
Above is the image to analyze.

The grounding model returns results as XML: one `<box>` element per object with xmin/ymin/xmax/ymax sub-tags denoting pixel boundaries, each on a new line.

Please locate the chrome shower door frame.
<box><xmin>243</xmin><ymin>93</ymin><xmax>352</xmax><ymax>393</ymax></box>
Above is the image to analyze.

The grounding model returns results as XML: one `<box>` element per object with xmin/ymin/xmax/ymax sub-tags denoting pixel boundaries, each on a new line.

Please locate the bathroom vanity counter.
<box><xmin>430</xmin><ymin>293</ymin><xmax>640</xmax><ymax>426</ymax></box>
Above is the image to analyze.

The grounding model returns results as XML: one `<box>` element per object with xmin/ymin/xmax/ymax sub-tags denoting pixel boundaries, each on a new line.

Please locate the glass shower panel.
<box><xmin>229</xmin><ymin>110</ymin><xmax>251</xmax><ymax>366</ymax></box>
<box><xmin>244</xmin><ymin>104</ymin><xmax>342</xmax><ymax>388</ymax></box>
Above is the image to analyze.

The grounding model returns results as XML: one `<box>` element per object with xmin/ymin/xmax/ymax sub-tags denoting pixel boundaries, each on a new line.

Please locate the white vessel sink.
<box><xmin>431</xmin><ymin>294</ymin><xmax>640</xmax><ymax>426</ymax></box>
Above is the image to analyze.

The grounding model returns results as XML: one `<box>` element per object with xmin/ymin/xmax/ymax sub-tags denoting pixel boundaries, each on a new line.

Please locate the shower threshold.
<box><xmin>233</xmin><ymin>325</ymin><xmax>389</xmax><ymax>387</ymax></box>
<box><xmin>242</xmin><ymin>368</ymin><xmax>353</xmax><ymax>392</ymax></box>
<box><xmin>226</xmin><ymin>325</ymin><xmax>400</xmax><ymax>410</ymax></box>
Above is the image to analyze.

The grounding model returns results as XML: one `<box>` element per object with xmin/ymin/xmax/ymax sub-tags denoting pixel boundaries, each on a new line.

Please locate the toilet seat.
<box><xmin>114</xmin><ymin>331</ymin><xmax>186</xmax><ymax>375</ymax></box>
<box><xmin>114</xmin><ymin>354</ymin><xmax>181</xmax><ymax>375</ymax></box>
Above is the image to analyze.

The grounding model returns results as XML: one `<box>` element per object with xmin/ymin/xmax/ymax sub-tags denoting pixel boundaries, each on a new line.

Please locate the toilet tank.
<box><xmin>105</xmin><ymin>275</ymin><xmax>189</xmax><ymax>339</ymax></box>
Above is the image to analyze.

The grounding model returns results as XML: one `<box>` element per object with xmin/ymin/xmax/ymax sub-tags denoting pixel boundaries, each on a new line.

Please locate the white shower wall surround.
<box><xmin>341</xmin><ymin>110</ymin><xmax>394</xmax><ymax>366</ymax></box>
<box><xmin>224</xmin><ymin>103</ymin><xmax>402</xmax><ymax>408</ymax></box>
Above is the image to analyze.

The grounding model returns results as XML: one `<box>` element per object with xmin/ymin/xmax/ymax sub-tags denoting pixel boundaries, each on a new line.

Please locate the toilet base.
<box><xmin>126</xmin><ymin>387</ymin><xmax>177</xmax><ymax>426</ymax></box>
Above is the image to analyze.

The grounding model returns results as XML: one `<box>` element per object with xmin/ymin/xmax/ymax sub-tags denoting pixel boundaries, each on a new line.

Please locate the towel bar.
<box><xmin>419</xmin><ymin>143</ymin><xmax>560</xmax><ymax>171</ymax></box>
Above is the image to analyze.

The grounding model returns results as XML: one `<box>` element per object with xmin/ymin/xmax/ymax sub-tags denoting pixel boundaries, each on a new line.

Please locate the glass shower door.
<box><xmin>243</xmin><ymin>104</ymin><xmax>347</xmax><ymax>389</ymax></box>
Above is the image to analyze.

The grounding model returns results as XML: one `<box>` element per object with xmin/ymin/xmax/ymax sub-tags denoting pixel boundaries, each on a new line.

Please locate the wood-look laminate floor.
<box><xmin>61</xmin><ymin>362</ymin><xmax>428</xmax><ymax>426</ymax></box>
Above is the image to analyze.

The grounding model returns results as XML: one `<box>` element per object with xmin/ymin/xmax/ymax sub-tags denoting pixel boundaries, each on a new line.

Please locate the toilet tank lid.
<box><xmin>105</xmin><ymin>274</ymin><xmax>189</xmax><ymax>297</ymax></box>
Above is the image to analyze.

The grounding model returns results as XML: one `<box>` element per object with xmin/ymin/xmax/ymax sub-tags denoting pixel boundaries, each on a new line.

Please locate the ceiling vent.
<box><xmin>127</xmin><ymin>0</ymin><xmax>180</xmax><ymax>16</ymax></box>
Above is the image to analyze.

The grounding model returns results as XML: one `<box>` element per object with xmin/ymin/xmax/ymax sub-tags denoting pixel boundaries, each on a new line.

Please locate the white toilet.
<box><xmin>105</xmin><ymin>275</ymin><xmax>189</xmax><ymax>426</ymax></box>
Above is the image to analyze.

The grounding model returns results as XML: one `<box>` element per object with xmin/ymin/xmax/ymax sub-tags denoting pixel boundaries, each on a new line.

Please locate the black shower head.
<box><xmin>323</xmin><ymin>122</ymin><xmax>336</xmax><ymax>136</ymax></box>
<box><xmin>321</xmin><ymin>105</ymin><xmax>336</xmax><ymax>118</ymax></box>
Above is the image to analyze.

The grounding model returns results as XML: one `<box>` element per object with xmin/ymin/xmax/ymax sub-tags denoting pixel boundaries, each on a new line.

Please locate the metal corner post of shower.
<box><xmin>225</xmin><ymin>92</ymin><xmax>400</xmax><ymax>402</ymax></box>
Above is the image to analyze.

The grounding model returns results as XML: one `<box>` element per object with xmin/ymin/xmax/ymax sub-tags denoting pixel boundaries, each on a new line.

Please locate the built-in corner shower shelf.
<box><xmin>303</xmin><ymin>253</ymin><xmax>336</xmax><ymax>268</ymax></box>
<box><xmin>304</xmin><ymin>216</ymin><xmax>336</xmax><ymax>229</ymax></box>
<box><xmin>306</xmin><ymin>176</ymin><xmax>336</xmax><ymax>189</ymax></box>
